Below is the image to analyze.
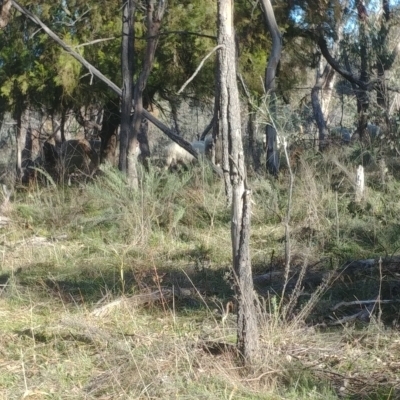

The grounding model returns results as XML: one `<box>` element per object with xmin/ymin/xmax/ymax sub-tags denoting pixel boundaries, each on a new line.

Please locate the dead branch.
<box><xmin>177</xmin><ymin>45</ymin><xmax>223</xmax><ymax>94</ymax></box>
<box><xmin>91</xmin><ymin>289</ymin><xmax>175</xmax><ymax>317</ymax></box>
<box><xmin>331</xmin><ymin>299</ymin><xmax>398</xmax><ymax>311</ymax></box>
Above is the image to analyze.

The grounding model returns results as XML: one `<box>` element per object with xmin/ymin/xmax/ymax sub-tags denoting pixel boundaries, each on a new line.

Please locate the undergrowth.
<box><xmin>1</xmin><ymin>148</ymin><xmax>400</xmax><ymax>399</ymax></box>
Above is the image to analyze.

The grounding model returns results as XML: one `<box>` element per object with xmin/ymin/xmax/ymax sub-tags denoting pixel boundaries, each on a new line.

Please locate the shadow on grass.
<box><xmin>1</xmin><ymin>257</ymin><xmax>233</xmax><ymax>313</ymax></box>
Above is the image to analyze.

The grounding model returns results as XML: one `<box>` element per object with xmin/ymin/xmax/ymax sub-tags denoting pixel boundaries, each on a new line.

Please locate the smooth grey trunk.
<box><xmin>218</xmin><ymin>0</ymin><xmax>259</xmax><ymax>365</ymax></box>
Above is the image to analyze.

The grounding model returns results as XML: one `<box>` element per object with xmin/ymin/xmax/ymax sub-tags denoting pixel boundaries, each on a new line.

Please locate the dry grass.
<box><xmin>1</xmin><ymin>155</ymin><xmax>400</xmax><ymax>399</ymax></box>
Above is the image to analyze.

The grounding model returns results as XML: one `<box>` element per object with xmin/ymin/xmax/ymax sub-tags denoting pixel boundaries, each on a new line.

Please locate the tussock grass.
<box><xmin>1</xmin><ymin>150</ymin><xmax>400</xmax><ymax>398</ymax></box>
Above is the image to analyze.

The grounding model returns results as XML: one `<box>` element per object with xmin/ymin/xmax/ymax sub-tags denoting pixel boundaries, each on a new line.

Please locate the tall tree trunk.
<box><xmin>60</xmin><ymin>107</ymin><xmax>66</xmax><ymax>143</ymax></box>
<box><xmin>215</xmin><ymin>52</ymin><xmax>230</xmax><ymax>197</ymax></box>
<box><xmin>313</xmin><ymin>16</ymin><xmax>344</xmax><ymax>149</ymax></box>
<box><xmin>218</xmin><ymin>0</ymin><xmax>259</xmax><ymax>366</ymax></box>
<box><xmin>260</xmin><ymin>0</ymin><xmax>282</xmax><ymax>176</ymax></box>
<box><xmin>312</xmin><ymin>57</ymin><xmax>338</xmax><ymax>150</ymax></box>
<box><xmin>128</xmin><ymin>0</ymin><xmax>166</xmax><ymax>187</ymax></box>
<box><xmin>14</xmin><ymin>106</ymin><xmax>23</xmax><ymax>180</ymax></box>
<box><xmin>119</xmin><ymin>0</ymin><xmax>135</xmax><ymax>174</ymax></box>
<box><xmin>247</xmin><ymin>104</ymin><xmax>260</xmax><ymax>171</ymax></box>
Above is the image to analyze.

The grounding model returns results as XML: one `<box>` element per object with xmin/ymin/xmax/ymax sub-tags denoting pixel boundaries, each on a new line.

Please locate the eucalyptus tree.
<box><xmin>288</xmin><ymin>0</ymin><xmax>400</xmax><ymax>140</ymax></box>
<box><xmin>217</xmin><ymin>0</ymin><xmax>259</xmax><ymax>365</ymax></box>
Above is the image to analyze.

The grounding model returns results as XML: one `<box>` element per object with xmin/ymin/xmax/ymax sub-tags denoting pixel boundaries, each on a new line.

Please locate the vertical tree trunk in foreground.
<box><xmin>119</xmin><ymin>0</ymin><xmax>135</xmax><ymax>174</ymax></box>
<box><xmin>218</xmin><ymin>0</ymin><xmax>259</xmax><ymax>365</ymax></box>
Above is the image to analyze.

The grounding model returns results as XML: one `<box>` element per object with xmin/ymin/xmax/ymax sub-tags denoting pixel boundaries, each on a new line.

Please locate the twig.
<box><xmin>177</xmin><ymin>45</ymin><xmax>223</xmax><ymax>94</ymax></box>
<box><xmin>331</xmin><ymin>299</ymin><xmax>396</xmax><ymax>311</ymax></box>
<box><xmin>75</xmin><ymin>37</ymin><xmax>116</xmax><ymax>48</ymax></box>
<box><xmin>329</xmin><ymin>310</ymin><xmax>366</xmax><ymax>325</ymax></box>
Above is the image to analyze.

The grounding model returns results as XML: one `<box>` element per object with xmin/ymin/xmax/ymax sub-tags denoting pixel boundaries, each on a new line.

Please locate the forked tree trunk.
<box><xmin>217</xmin><ymin>0</ymin><xmax>259</xmax><ymax>365</ymax></box>
<box><xmin>312</xmin><ymin>9</ymin><xmax>345</xmax><ymax>150</ymax></box>
<box><xmin>128</xmin><ymin>0</ymin><xmax>166</xmax><ymax>187</ymax></box>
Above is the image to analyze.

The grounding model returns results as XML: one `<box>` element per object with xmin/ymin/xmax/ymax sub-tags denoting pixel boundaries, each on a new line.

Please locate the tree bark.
<box><xmin>260</xmin><ymin>0</ymin><xmax>282</xmax><ymax>176</ymax></box>
<box><xmin>14</xmin><ymin>106</ymin><xmax>23</xmax><ymax>180</ymax></box>
<box><xmin>119</xmin><ymin>0</ymin><xmax>135</xmax><ymax>174</ymax></box>
<box><xmin>218</xmin><ymin>0</ymin><xmax>259</xmax><ymax>366</ymax></box>
<box><xmin>129</xmin><ymin>0</ymin><xmax>166</xmax><ymax>187</ymax></box>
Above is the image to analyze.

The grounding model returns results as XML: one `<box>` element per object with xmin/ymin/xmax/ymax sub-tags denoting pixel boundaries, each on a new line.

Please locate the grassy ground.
<box><xmin>1</xmin><ymin>147</ymin><xmax>400</xmax><ymax>399</ymax></box>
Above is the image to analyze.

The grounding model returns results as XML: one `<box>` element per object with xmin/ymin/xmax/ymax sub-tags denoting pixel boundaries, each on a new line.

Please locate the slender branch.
<box><xmin>177</xmin><ymin>45</ymin><xmax>223</xmax><ymax>94</ymax></box>
<box><xmin>75</xmin><ymin>37</ymin><xmax>116</xmax><ymax>48</ymax></box>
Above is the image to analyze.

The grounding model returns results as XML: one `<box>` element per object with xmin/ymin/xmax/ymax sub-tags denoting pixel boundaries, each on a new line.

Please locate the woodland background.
<box><xmin>1</xmin><ymin>0</ymin><xmax>400</xmax><ymax>399</ymax></box>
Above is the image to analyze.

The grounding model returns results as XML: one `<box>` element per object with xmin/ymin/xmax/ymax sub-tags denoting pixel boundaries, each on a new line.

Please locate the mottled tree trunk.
<box><xmin>218</xmin><ymin>0</ymin><xmax>259</xmax><ymax>366</ymax></box>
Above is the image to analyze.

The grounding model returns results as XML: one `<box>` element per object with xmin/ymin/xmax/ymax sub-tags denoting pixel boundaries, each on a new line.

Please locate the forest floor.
<box><xmin>1</xmin><ymin>147</ymin><xmax>400</xmax><ymax>399</ymax></box>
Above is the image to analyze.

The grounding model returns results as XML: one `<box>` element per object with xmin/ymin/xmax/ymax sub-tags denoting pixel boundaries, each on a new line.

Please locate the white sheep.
<box><xmin>165</xmin><ymin>138</ymin><xmax>213</xmax><ymax>170</ymax></box>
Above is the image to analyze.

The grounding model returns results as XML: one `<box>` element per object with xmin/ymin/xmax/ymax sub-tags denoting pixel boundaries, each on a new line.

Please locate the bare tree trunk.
<box><xmin>128</xmin><ymin>0</ymin><xmax>166</xmax><ymax>187</ymax></box>
<box><xmin>216</xmin><ymin>52</ymin><xmax>231</xmax><ymax>200</ymax></box>
<box><xmin>212</xmin><ymin>57</ymin><xmax>223</xmax><ymax>168</ymax></box>
<box><xmin>312</xmin><ymin>9</ymin><xmax>345</xmax><ymax>149</ymax></box>
<box><xmin>60</xmin><ymin>107</ymin><xmax>66</xmax><ymax>143</ymax></box>
<box><xmin>247</xmin><ymin>106</ymin><xmax>260</xmax><ymax>171</ymax></box>
<box><xmin>260</xmin><ymin>0</ymin><xmax>282</xmax><ymax>177</ymax></box>
<box><xmin>311</xmin><ymin>63</ymin><xmax>330</xmax><ymax>151</ymax></box>
<box><xmin>15</xmin><ymin>107</ymin><xmax>23</xmax><ymax>180</ymax></box>
<box><xmin>320</xmin><ymin>65</ymin><xmax>336</xmax><ymax>121</ymax></box>
<box><xmin>218</xmin><ymin>0</ymin><xmax>259</xmax><ymax>366</ymax></box>
<box><xmin>356</xmin><ymin>18</ymin><xmax>369</xmax><ymax>140</ymax></box>
<box><xmin>119</xmin><ymin>0</ymin><xmax>135</xmax><ymax>174</ymax></box>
